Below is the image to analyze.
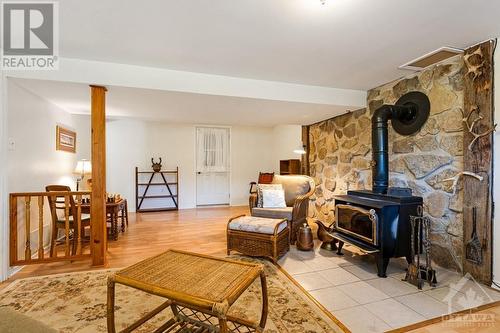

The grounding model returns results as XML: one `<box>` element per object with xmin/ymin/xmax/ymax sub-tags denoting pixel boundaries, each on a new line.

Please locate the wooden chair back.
<box><xmin>258</xmin><ymin>172</ymin><xmax>274</xmax><ymax>184</ymax></box>
<box><xmin>45</xmin><ymin>185</ymin><xmax>77</xmax><ymax>224</ymax></box>
<box><xmin>249</xmin><ymin>172</ymin><xmax>275</xmax><ymax>193</ymax></box>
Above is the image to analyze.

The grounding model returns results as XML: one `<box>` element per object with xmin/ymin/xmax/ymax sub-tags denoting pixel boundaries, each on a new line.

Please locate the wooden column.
<box><xmin>90</xmin><ymin>85</ymin><xmax>107</xmax><ymax>266</ymax></box>
<box><xmin>462</xmin><ymin>41</ymin><xmax>495</xmax><ymax>283</ymax></box>
<box><xmin>301</xmin><ymin>126</ymin><xmax>310</xmax><ymax>175</ymax></box>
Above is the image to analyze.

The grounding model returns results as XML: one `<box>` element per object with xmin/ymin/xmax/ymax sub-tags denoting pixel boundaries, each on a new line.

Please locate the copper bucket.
<box><xmin>297</xmin><ymin>223</ymin><xmax>314</xmax><ymax>251</ymax></box>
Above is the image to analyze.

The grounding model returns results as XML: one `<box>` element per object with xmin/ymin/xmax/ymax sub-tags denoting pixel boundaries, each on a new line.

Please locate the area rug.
<box><xmin>0</xmin><ymin>258</ymin><xmax>343</xmax><ymax>332</ymax></box>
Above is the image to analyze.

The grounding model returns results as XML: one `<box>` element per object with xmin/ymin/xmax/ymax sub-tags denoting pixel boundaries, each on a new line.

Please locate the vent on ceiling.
<box><xmin>399</xmin><ymin>46</ymin><xmax>463</xmax><ymax>71</ymax></box>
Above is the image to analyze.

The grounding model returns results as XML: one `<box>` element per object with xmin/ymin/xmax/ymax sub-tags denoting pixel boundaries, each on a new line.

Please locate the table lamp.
<box><xmin>74</xmin><ymin>159</ymin><xmax>92</xmax><ymax>191</ymax></box>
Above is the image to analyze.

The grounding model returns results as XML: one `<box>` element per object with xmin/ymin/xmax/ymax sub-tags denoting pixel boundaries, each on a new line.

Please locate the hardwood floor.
<box><xmin>4</xmin><ymin>205</ymin><xmax>500</xmax><ymax>332</ymax></box>
<box><xmin>6</xmin><ymin>205</ymin><xmax>248</xmax><ymax>281</ymax></box>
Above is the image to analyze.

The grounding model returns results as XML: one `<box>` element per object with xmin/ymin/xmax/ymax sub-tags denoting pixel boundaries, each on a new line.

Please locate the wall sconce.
<box><xmin>293</xmin><ymin>145</ymin><xmax>307</xmax><ymax>155</ymax></box>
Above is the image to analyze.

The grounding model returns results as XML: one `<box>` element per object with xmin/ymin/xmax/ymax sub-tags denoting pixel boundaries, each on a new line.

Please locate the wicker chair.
<box><xmin>249</xmin><ymin>175</ymin><xmax>315</xmax><ymax>244</ymax></box>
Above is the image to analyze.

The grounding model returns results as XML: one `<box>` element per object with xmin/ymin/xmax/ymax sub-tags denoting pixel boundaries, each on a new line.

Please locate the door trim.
<box><xmin>195</xmin><ymin>125</ymin><xmax>231</xmax><ymax>207</ymax></box>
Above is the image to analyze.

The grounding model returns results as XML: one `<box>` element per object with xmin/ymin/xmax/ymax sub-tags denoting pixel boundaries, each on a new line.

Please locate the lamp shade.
<box><xmin>74</xmin><ymin>159</ymin><xmax>92</xmax><ymax>174</ymax></box>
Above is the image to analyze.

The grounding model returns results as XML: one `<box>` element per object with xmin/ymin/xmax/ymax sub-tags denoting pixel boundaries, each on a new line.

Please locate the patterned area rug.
<box><xmin>0</xmin><ymin>258</ymin><xmax>343</xmax><ymax>332</ymax></box>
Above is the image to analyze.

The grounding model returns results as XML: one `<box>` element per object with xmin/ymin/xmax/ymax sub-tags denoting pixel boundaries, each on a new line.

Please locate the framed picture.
<box><xmin>56</xmin><ymin>125</ymin><xmax>76</xmax><ymax>153</ymax></box>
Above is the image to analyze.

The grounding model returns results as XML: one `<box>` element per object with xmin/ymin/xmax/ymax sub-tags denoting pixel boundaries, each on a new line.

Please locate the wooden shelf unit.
<box><xmin>135</xmin><ymin>167</ymin><xmax>179</xmax><ymax>212</ymax></box>
<box><xmin>279</xmin><ymin>159</ymin><xmax>301</xmax><ymax>175</ymax></box>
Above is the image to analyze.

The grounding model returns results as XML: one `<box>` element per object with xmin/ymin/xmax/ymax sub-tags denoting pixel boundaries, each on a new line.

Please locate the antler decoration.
<box><xmin>442</xmin><ymin>171</ymin><xmax>484</xmax><ymax>195</ymax></box>
<box><xmin>464</xmin><ymin>47</ymin><xmax>485</xmax><ymax>82</ymax></box>
<box><xmin>461</xmin><ymin>107</ymin><xmax>497</xmax><ymax>151</ymax></box>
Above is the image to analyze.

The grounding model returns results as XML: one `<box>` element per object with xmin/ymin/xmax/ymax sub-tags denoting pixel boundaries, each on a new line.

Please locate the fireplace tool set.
<box><xmin>465</xmin><ymin>206</ymin><xmax>485</xmax><ymax>264</ymax></box>
<box><xmin>405</xmin><ymin>205</ymin><xmax>437</xmax><ymax>289</ymax></box>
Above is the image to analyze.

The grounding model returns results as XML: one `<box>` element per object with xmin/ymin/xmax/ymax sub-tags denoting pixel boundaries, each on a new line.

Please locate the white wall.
<box><xmin>271</xmin><ymin>125</ymin><xmax>303</xmax><ymax>172</ymax></box>
<box><xmin>106</xmin><ymin>119</ymin><xmax>276</xmax><ymax>210</ymax></box>
<box><xmin>231</xmin><ymin>126</ymin><xmax>275</xmax><ymax>205</ymax></box>
<box><xmin>7</xmin><ymin>80</ymin><xmax>80</xmax><ymax>192</ymax></box>
<box><xmin>0</xmin><ymin>72</ymin><xmax>8</xmax><ymax>281</ymax></box>
<box><xmin>73</xmin><ymin>114</ymin><xmax>91</xmax><ymax>162</ymax></box>
<box><xmin>5</xmin><ymin>80</ymin><xmax>91</xmax><ymax>277</ymax></box>
<box><xmin>493</xmin><ymin>43</ymin><xmax>500</xmax><ymax>289</ymax></box>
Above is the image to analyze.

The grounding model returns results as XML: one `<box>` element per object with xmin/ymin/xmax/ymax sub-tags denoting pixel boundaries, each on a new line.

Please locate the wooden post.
<box><xmin>301</xmin><ymin>126</ymin><xmax>310</xmax><ymax>175</ymax></box>
<box><xmin>37</xmin><ymin>196</ymin><xmax>44</xmax><ymax>259</ymax></box>
<box><xmin>64</xmin><ymin>195</ymin><xmax>70</xmax><ymax>257</ymax></box>
<box><xmin>76</xmin><ymin>194</ymin><xmax>82</xmax><ymax>255</ymax></box>
<box><xmin>24</xmin><ymin>196</ymin><xmax>31</xmax><ymax>260</ymax></box>
<box><xmin>9</xmin><ymin>195</ymin><xmax>18</xmax><ymax>265</ymax></box>
<box><xmin>90</xmin><ymin>85</ymin><xmax>107</xmax><ymax>266</ymax></box>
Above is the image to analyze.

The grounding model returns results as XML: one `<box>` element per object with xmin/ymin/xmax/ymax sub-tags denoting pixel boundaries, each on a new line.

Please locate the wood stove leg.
<box><xmin>376</xmin><ymin>255</ymin><xmax>390</xmax><ymax>278</ymax></box>
<box><xmin>336</xmin><ymin>241</ymin><xmax>344</xmax><ymax>256</ymax></box>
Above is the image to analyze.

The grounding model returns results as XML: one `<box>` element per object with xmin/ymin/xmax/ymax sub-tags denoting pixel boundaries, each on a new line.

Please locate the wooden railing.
<box><xmin>9</xmin><ymin>191</ymin><xmax>92</xmax><ymax>266</ymax></box>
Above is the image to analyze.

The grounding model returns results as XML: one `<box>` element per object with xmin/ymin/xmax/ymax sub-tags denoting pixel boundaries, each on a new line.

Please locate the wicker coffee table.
<box><xmin>107</xmin><ymin>250</ymin><xmax>268</xmax><ymax>333</ymax></box>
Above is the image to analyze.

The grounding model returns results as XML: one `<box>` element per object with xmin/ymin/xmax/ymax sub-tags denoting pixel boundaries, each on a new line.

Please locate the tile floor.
<box><xmin>279</xmin><ymin>241</ymin><xmax>500</xmax><ymax>333</ymax></box>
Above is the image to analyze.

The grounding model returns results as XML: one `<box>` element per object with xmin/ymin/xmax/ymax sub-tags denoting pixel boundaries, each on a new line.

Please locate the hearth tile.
<box><xmin>338</xmin><ymin>254</ymin><xmax>373</xmax><ymax>267</ymax></box>
<box><xmin>309</xmin><ymin>286</ymin><xmax>359</xmax><ymax>311</ymax></box>
<box><xmin>326</xmin><ymin>254</ymin><xmax>354</xmax><ymax>267</ymax></box>
<box><xmin>293</xmin><ymin>248</ymin><xmax>317</xmax><ymax>260</ymax></box>
<box><xmin>366</xmin><ymin>276</ymin><xmax>420</xmax><ymax>297</ymax></box>
<box><xmin>301</xmin><ymin>256</ymin><xmax>340</xmax><ymax>271</ymax></box>
<box><xmin>278</xmin><ymin>255</ymin><xmax>313</xmax><ymax>275</ymax></box>
<box><xmin>386</xmin><ymin>261</ymin><xmax>408</xmax><ymax>278</ymax></box>
<box><xmin>318</xmin><ymin>267</ymin><xmax>360</xmax><ymax>286</ymax></box>
<box><xmin>333</xmin><ymin>305</ymin><xmax>391</xmax><ymax>333</ymax></box>
<box><xmin>343</xmin><ymin>263</ymin><xmax>379</xmax><ymax>280</ymax></box>
<box><xmin>292</xmin><ymin>271</ymin><xmax>332</xmax><ymax>291</ymax></box>
<box><xmin>424</xmin><ymin>286</ymin><xmax>468</xmax><ymax>311</ymax></box>
<box><xmin>396</xmin><ymin>293</ymin><xmax>450</xmax><ymax>318</ymax></box>
<box><xmin>364</xmin><ymin>298</ymin><xmax>426</xmax><ymax>328</ymax></box>
<box><xmin>435</xmin><ymin>268</ymin><xmax>463</xmax><ymax>287</ymax></box>
<box><xmin>449</xmin><ymin>278</ymin><xmax>500</xmax><ymax>302</ymax></box>
<box><xmin>337</xmin><ymin>281</ymin><xmax>390</xmax><ymax>304</ymax></box>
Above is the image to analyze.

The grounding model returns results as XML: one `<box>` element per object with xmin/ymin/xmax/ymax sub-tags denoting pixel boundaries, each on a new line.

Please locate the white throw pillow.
<box><xmin>262</xmin><ymin>189</ymin><xmax>287</xmax><ymax>208</ymax></box>
<box><xmin>257</xmin><ymin>184</ymin><xmax>282</xmax><ymax>207</ymax></box>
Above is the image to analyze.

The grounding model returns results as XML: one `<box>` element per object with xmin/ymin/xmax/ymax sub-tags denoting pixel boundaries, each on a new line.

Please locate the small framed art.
<box><xmin>56</xmin><ymin>125</ymin><xmax>76</xmax><ymax>153</ymax></box>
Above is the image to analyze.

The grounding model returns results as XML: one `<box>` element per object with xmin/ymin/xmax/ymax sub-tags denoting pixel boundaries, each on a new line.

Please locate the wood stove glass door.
<box><xmin>335</xmin><ymin>204</ymin><xmax>378</xmax><ymax>246</ymax></box>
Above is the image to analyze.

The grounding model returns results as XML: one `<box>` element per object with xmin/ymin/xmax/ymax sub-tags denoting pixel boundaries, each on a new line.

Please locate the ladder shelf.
<box><xmin>135</xmin><ymin>167</ymin><xmax>179</xmax><ymax>212</ymax></box>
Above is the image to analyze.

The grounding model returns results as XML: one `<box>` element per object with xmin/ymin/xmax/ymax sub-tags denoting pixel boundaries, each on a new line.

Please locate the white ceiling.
<box><xmin>12</xmin><ymin>78</ymin><xmax>349</xmax><ymax>126</ymax></box>
<box><xmin>58</xmin><ymin>0</ymin><xmax>500</xmax><ymax>90</ymax></box>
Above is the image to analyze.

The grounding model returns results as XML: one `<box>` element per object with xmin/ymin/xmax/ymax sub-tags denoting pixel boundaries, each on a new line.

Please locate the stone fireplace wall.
<box><xmin>307</xmin><ymin>55</ymin><xmax>466</xmax><ymax>271</ymax></box>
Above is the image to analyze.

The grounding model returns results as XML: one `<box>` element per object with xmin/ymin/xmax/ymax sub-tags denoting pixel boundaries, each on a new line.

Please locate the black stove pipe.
<box><xmin>371</xmin><ymin>104</ymin><xmax>417</xmax><ymax>194</ymax></box>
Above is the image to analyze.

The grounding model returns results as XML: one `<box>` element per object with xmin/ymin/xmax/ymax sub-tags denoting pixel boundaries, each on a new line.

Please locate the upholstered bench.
<box><xmin>226</xmin><ymin>215</ymin><xmax>290</xmax><ymax>263</ymax></box>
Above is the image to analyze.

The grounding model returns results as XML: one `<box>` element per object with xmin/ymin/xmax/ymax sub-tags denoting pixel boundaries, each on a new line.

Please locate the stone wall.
<box><xmin>308</xmin><ymin>55</ymin><xmax>465</xmax><ymax>271</ymax></box>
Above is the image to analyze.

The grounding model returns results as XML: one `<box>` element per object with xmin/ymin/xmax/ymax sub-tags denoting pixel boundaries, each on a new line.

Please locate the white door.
<box><xmin>196</xmin><ymin>127</ymin><xmax>230</xmax><ymax>206</ymax></box>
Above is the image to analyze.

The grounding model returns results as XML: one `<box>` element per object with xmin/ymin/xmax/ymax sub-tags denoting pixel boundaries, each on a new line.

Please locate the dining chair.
<box><xmin>45</xmin><ymin>185</ymin><xmax>91</xmax><ymax>256</ymax></box>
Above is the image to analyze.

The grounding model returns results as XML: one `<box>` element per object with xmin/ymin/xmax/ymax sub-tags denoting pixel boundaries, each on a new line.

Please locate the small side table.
<box><xmin>107</xmin><ymin>250</ymin><xmax>268</xmax><ymax>333</ymax></box>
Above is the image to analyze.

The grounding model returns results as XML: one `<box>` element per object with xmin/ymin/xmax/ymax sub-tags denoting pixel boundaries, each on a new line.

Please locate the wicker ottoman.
<box><xmin>227</xmin><ymin>215</ymin><xmax>290</xmax><ymax>263</ymax></box>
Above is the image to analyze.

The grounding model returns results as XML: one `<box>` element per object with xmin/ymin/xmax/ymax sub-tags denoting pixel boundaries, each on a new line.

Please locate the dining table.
<box><xmin>81</xmin><ymin>198</ymin><xmax>128</xmax><ymax>240</ymax></box>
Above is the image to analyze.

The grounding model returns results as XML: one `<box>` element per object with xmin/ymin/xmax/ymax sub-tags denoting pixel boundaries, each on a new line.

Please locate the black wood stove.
<box><xmin>332</xmin><ymin>91</ymin><xmax>430</xmax><ymax>277</ymax></box>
